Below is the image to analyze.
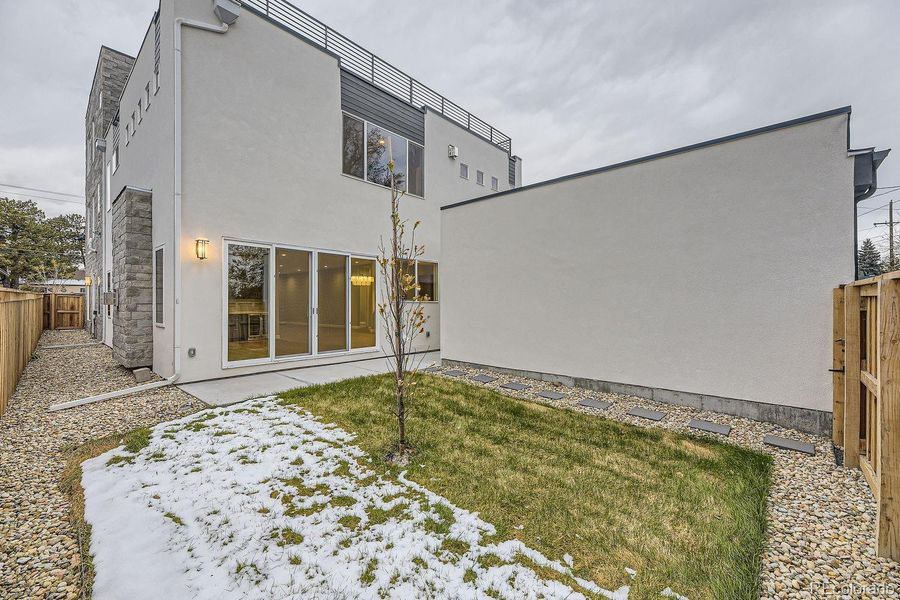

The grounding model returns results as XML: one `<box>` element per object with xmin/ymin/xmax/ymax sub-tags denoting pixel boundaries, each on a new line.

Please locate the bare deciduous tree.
<box><xmin>376</xmin><ymin>138</ymin><xmax>428</xmax><ymax>463</ymax></box>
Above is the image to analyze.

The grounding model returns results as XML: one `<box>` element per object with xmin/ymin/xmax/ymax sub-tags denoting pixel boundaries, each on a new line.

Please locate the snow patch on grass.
<box><xmin>83</xmin><ymin>396</ymin><xmax>682</xmax><ymax>599</ymax></box>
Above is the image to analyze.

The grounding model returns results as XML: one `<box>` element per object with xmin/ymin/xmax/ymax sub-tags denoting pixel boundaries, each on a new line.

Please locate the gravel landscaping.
<box><xmin>432</xmin><ymin>364</ymin><xmax>900</xmax><ymax>599</ymax></box>
<box><xmin>0</xmin><ymin>330</ymin><xmax>205</xmax><ymax>600</ymax></box>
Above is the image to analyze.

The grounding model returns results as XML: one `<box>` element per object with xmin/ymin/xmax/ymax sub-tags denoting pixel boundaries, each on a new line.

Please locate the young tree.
<box><xmin>858</xmin><ymin>238</ymin><xmax>884</xmax><ymax>278</ymax></box>
<box><xmin>377</xmin><ymin>138</ymin><xmax>427</xmax><ymax>463</ymax></box>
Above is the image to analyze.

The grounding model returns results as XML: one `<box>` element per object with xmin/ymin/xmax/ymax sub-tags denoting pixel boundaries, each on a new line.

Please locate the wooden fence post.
<box><xmin>833</xmin><ymin>286</ymin><xmax>846</xmax><ymax>446</ymax></box>
<box><xmin>877</xmin><ymin>277</ymin><xmax>900</xmax><ymax>560</ymax></box>
<box><xmin>844</xmin><ymin>284</ymin><xmax>861</xmax><ymax>468</ymax></box>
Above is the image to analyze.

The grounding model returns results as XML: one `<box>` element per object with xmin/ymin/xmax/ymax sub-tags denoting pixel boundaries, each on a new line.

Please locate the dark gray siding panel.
<box><xmin>340</xmin><ymin>70</ymin><xmax>424</xmax><ymax>145</ymax></box>
<box><xmin>508</xmin><ymin>156</ymin><xmax>516</xmax><ymax>187</ymax></box>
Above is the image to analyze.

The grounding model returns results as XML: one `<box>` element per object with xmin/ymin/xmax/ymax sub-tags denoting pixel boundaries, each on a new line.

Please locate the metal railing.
<box><xmin>243</xmin><ymin>0</ymin><xmax>512</xmax><ymax>153</ymax></box>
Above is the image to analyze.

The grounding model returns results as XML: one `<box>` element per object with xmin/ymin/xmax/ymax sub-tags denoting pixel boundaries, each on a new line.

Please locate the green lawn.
<box><xmin>280</xmin><ymin>374</ymin><xmax>771</xmax><ymax>599</ymax></box>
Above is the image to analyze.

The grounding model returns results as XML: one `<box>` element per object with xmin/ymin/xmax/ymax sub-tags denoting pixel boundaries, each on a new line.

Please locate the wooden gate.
<box><xmin>43</xmin><ymin>293</ymin><xmax>85</xmax><ymax>330</ymax></box>
<box><xmin>833</xmin><ymin>273</ymin><xmax>900</xmax><ymax>561</ymax></box>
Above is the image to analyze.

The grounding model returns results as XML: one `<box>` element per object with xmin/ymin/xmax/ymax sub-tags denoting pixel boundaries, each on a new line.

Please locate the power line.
<box><xmin>0</xmin><ymin>182</ymin><xmax>83</xmax><ymax>198</ymax></box>
<box><xmin>0</xmin><ymin>189</ymin><xmax>86</xmax><ymax>206</ymax></box>
<box><xmin>858</xmin><ymin>201</ymin><xmax>894</xmax><ymax>217</ymax></box>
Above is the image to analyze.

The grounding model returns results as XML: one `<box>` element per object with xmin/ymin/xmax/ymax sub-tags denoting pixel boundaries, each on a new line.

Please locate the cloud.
<box><xmin>1</xmin><ymin>0</ymin><xmax>897</xmax><ymax>232</ymax></box>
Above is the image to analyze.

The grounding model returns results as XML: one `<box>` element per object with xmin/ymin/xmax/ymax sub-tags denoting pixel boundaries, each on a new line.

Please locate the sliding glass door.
<box><xmin>317</xmin><ymin>253</ymin><xmax>348</xmax><ymax>352</ymax></box>
<box><xmin>275</xmin><ymin>248</ymin><xmax>311</xmax><ymax>357</ymax></box>
<box><xmin>225</xmin><ymin>241</ymin><xmax>377</xmax><ymax>366</ymax></box>
<box><xmin>227</xmin><ymin>243</ymin><xmax>270</xmax><ymax>363</ymax></box>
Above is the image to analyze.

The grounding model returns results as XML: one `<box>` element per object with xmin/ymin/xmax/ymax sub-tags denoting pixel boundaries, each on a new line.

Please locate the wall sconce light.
<box><xmin>84</xmin><ymin>275</ymin><xmax>93</xmax><ymax>286</ymax></box>
<box><xmin>195</xmin><ymin>239</ymin><xmax>209</xmax><ymax>260</ymax></box>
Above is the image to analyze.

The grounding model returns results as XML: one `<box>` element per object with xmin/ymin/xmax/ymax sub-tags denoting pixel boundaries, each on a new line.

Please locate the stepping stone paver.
<box><xmin>626</xmin><ymin>406</ymin><xmax>666</xmax><ymax>422</ymax></box>
<box><xmin>537</xmin><ymin>390</ymin><xmax>565</xmax><ymax>400</ymax></box>
<box><xmin>500</xmin><ymin>382</ymin><xmax>529</xmax><ymax>391</ymax></box>
<box><xmin>443</xmin><ymin>370</ymin><xmax>467</xmax><ymax>377</ymax></box>
<box><xmin>423</xmin><ymin>367</ymin><xmax>441</xmax><ymax>373</ymax></box>
<box><xmin>687</xmin><ymin>418</ymin><xmax>732</xmax><ymax>436</ymax></box>
<box><xmin>763</xmin><ymin>434</ymin><xmax>815</xmax><ymax>456</ymax></box>
<box><xmin>578</xmin><ymin>398</ymin><xmax>611</xmax><ymax>411</ymax></box>
<box><xmin>471</xmin><ymin>374</ymin><xmax>497</xmax><ymax>383</ymax></box>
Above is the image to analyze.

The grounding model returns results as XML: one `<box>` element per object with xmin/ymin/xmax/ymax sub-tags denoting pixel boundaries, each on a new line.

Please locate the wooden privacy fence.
<box><xmin>833</xmin><ymin>272</ymin><xmax>900</xmax><ymax>561</ymax></box>
<box><xmin>43</xmin><ymin>293</ymin><xmax>85</xmax><ymax>330</ymax></box>
<box><xmin>0</xmin><ymin>288</ymin><xmax>43</xmax><ymax>418</ymax></box>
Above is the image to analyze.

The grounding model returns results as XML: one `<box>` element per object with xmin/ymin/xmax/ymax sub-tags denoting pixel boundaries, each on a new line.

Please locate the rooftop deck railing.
<box><xmin>243</xmin><ymin>0</ymin><xmax>512</xmax><ymax>153</ymax></box>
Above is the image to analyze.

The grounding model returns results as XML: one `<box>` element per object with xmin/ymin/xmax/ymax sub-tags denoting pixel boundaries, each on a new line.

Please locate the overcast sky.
<box><xmin>1</xmin><ymin>0</ymin><xmax>897</xmax><ymax>247</ymax></box>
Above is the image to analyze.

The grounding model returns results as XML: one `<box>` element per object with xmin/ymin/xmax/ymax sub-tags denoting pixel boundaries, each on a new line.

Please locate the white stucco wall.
<box><xmin>441</xmin><ymin>113</ymin><xmax>854</xmax><ymax>414</ymax></box>
<box><xmin>164</xmin><ymin>1</ymin><xmax>513</xmax><ymax>382</ymax></box>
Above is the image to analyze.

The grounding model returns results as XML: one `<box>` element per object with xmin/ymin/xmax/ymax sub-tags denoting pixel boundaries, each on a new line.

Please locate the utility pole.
<box><xmin>875</xmin><ymin>200</ymin><xmax>896</xmax><ymax>272</ymax></box>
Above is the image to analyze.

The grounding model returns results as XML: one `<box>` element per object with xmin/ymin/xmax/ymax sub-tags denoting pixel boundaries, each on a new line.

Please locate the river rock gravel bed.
<box><xmin>0</xmin><ymin>330</ymin><xmax>205</xmax><ymax>600</ymax></box>
<box><xmin>432</xmin><ymin>364</ymin><xmax>900</xmax><ymax>599</ymax></box>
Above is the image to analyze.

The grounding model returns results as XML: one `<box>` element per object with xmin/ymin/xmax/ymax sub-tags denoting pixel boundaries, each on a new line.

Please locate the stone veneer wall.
<box><xmin>111</xmin><ymin>188</ymin><xmax>153</xmax><ymax>369</ymax></box>
<box><xmin>84</xmin><ymin>47</ymin><xmax>134</xmax><ymax>340</ymax></box>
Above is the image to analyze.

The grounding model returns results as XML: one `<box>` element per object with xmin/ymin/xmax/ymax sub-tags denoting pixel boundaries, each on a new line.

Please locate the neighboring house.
<box><xmin>85</xmin><ymin>0</ymin><xmax>520</xmax><ymax>380</ymax></box>
<box><xmin>24</xmin><ymin>279</ymin><xmax>87</xmax><ymax>294</ymax></box>
<box><xmin>85</xmin><ymin>46</ymin><xmax>135</xmax><ymax>343</ymax></box>
<box><xmin>440</xmin><ymin>108</ymin><xmax>889</xmax><ymax>435</ymax></box>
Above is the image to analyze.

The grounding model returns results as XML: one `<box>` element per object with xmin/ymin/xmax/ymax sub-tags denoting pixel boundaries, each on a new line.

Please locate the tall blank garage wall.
<box><xmin>440</xmin><ymin>112</ymin><xmax>854</xmax><ymax>435</ymax></box>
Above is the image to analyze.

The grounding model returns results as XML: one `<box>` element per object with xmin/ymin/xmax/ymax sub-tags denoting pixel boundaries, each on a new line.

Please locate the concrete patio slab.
<box><xmin>178</xmin><ymin>372</ymin><xmax>302</xmax><ymax>406</ymax></box>
<box><xmin>178</xmin><ymin>352</ymin><xmax>441</xmax><ymax>407</ymax></box>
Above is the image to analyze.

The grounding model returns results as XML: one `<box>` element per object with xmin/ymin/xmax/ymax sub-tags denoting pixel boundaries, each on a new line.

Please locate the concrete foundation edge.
<box><xmin>441</xmin><ymin>359</ymin><xmax>832</xmax><ymax>437</ymax></box>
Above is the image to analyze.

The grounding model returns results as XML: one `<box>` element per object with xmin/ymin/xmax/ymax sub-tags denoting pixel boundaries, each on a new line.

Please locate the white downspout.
<box><xmin>49</xmin><ymin>17</ymin><xmax>230</xmax><ymax>412</ymax></box>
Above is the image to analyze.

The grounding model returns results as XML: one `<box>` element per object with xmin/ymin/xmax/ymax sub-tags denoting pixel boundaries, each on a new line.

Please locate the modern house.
<box><xmin>84</xmin><ymin>0</ymin><xmax>520</xmax><ymax>383</ymax></box>
<box><xmin>84</xmin><ymin>1</ymin><xmax>889</xmax><ymax>434</ymax></box>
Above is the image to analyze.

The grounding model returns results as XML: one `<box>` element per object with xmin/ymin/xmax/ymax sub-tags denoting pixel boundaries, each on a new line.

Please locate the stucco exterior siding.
<box><xmin>441</xmin><ymin>113</ymin><xmax>854</xmax><ymax>418</ymax></box>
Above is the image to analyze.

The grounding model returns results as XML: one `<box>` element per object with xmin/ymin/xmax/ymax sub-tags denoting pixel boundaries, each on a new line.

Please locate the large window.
<box><xmin>342</xmin><ymin>113</ymin><xmax>425</xmax><ymax>197</ymax></box>
<box><xmin>224</xmin><ymin>241</ymin><xmax>378</xmax><ymax>365</ymax></box>
<box><xmin>275</xmin><ymin>248</ymin><xmax>311</xmax><ymax>357</ymax></box>
<box><xmin>154</xmin><ymin>247</ymin><xmax>164</xmax><ymax>325</ymax></box>
<box><xmin>227</xmin><ymin>243</ymin><xmax>270</xmax><ymax>362</ymax></box>
<box><xmin>399</xmin><ymin>260</ymin><xmax>439</xmax><ymax>302</ymax></box>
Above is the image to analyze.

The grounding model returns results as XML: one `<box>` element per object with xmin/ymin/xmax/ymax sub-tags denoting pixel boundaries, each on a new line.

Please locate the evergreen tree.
<box><xmin>858</xmin><ymin>238</ymin><xmax>884</xmax><ymax>278</ymax></box>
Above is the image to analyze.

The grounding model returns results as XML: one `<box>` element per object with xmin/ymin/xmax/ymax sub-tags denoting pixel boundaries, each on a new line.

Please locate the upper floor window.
<box><xmin>154</xmin><ymin>70</ymin><xmax>160</xmax><ymax>94</ymax></box>
<box><xmin>111</xmin><ymin>148</ymin><xmax>119</xmax><ymax>174</ymax></box>
<box><xmin>145</xmin><ymin>83</ymin><xmax>152</xmax><ymax>108</ymax></box>
<box><xmin>491</xmin><ymin>176</ymin><xmax>499</xmax><ymax>191</ymax></box>
<box><xmin>342</xmin><ymin>113</ymin><xmax>425</xmax><ymax>197</ymax></box>
<box><xmin>460</xmin><ymin>163</ymin><xmax>469</xmax><ymax>179</ymax></box>
<box><xmin>476</xmin><ymin>170</ymin><xmax>485</xmax><ymax>186</ymax></box>
<box><xmin>138</xmin><ymin>99</ymin><xmax>143</xmax><ymax>123</ymax></box>
<box><xmin>125</xmin><ymin>123</ymin><xmax>132</xmax><ymax>143</ymax></box>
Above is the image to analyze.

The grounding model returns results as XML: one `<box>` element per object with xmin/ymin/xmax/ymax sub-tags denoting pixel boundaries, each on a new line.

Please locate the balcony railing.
<box><xmin>242</xmin><ymin>0</ymin><xmax>512</xmax><ymax>153</ymax></box>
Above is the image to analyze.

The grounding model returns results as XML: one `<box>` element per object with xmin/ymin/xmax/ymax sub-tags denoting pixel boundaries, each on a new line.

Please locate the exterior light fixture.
<box><xmin>195</xmin><ymin>238</ymin><xmax>209</xmax><ymax>260</ymax></box>
<box><xmin>84</xmin><ymin>275</ymin><xmax>93</xmax><ymax>286</ymax></box>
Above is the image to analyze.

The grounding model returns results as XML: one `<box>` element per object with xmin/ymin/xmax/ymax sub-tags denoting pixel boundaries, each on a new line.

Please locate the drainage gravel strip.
<box><xmin>0</xmin><ymin>330</ymin><xmax>205</xmax><ymax>600</ymax></box>
<box><xmin>430</xmin><ymin>366</ymin><xmax>900</xmax><ymax>599</ymax></box>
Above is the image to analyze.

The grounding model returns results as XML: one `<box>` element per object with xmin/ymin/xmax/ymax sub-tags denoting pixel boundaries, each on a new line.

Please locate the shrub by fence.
<box><xmin>833</xmin><ymin>273</ymin><xmax>900</xmax><ymax>560</ymax></box>
<box><xmin>0</xmin><ymin>288</ymin><xmax>43</xmax><ymax>418</ymax></box>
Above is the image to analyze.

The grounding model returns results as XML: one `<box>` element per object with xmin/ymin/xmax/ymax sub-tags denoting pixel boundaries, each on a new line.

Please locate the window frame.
<box><xmin>138</xmin><ymin>99</ymin><xmax>143</xmax><ymax>123</ymax></box>
<box><xmin>476</xmin><ymin>170</ymin><xmax>485</xmax><ymax>186</ymax></box>
<box><xmin>222</xmin><ymin>237</ymin><xmax>381</xmax><ymax>368</ymax></box>
<box><xmin>153</xmin><ymin>246</ymin><xmax>165</xmax><ymax>327</ymax></box>
<box><xmin>340</xmin><ymin>111</ymin><xmax>425</xmax><ymax>199</ymax></box>
<box><xmin>125</xmin><ymin>123</ymin><xmax>131</xmax><ymax>144</ymax></box>
<box><xmin>460</xmin><ymin>163</ymin><xmax>469</xmax><ymax>180</ymax></box>
<box><xmin>400</xmin><ymin>259</ymin><xmax>439</xmax><ymax>304</ymax></box>
<box><xmin>491</xmin><ymin>176</ymin><xmax>499</xmax><ymax>191</ymax></box>
<box><xmin>145</xmin><ymin>82</ymin><xmax>151</xmax><ymax>109</ymax></box>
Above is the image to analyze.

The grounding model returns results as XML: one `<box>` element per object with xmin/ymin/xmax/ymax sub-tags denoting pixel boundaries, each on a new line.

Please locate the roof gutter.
<box><xmin>49</xmin><ymin>10</ymin><xmax>237</xmax><ymax>412</ymax></box>
<box><xmin>853</xmin><ymin>148</ymin><xmax>891</xmax><ymax>279</ymax></box>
